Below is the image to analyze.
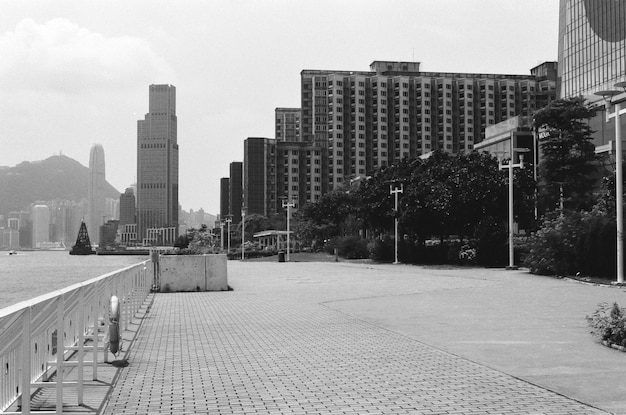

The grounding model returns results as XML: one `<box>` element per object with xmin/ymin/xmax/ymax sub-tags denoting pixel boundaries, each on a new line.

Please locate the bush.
<box><xmin>327</xmin><ymin>236</ymin><xmax>369</xmax><ymax>259</ymax></box>
<box><xmin>473</xmin><ymin>217</ymin><xmax>508</xmax><ymax>267</ymax></box>
<box><xmin>524</xmin><ymin>209</ymin><xmax>620</xmax><ymax>279</ymax></box>
<box><xmin>587</xmin><ymin>302</ymin><xmax>626</xmax><ymax>347</ymax></box>
<box><xmin>368</xmin><ymin>237</ymin><xmax>394</xmax><ymax>262</ymax></box>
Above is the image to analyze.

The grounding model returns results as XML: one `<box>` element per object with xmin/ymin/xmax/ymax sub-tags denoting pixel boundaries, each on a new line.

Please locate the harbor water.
<box><xmin>0</xmin><ymin>251</ymin><xmax>146</xmax><ymax>309</ymax></box>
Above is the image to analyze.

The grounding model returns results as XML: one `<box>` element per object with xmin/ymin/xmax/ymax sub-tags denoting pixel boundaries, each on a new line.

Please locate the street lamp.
<box><xmin>219</xmin><ymin>221</ymin><xmax>224</xmax><ymax>250</ymax></box>
<box><xmin>389</xmin><ymin>183</ymin><xmax>403</xmax><ymax>264</ymax></box>
<box><xmin>499</xmin><ymin>146</ymin><xmax>529</xmax><ymax>270</ymax></box>
<box><xmin>595</xmin><ymin>85</ymin><xmax>626</xmax><ymax>284</ymax></box>
<box><xmin>282</xmin><ymin>199</ymin><xmax>295</xmax><ymax>262</ymax></box>
<box><xmin>225</xmin><ymin>216</ymin><xmax>232</xmax><ymax>253</ymax></box>
<box><xmin>241</xmin><ymin>207</ymin><xmax>246</xmax><ymax>260</ymax></box>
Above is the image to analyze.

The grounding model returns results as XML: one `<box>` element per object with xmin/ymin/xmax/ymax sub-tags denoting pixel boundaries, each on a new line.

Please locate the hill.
<box><xmin>0</xmin><ymin>155</ymin><xmax>121</xmax><ymax>214</ymax></box>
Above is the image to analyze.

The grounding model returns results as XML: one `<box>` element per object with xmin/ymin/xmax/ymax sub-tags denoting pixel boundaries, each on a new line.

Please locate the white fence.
<box><xmin>0</xmin><ymin>261</ymin><xmax>153</xmax><ymax>414</ymax></box>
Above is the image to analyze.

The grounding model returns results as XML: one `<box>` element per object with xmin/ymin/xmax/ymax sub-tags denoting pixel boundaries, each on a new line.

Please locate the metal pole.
<box><xmin>220</xmin><ymin>222</ymin><xmax>224</xmax><ymax>250</ymax></box>
<box><xmin>241</xmin><ymin>210</ymin><xmax>245</xmax><ymax>260</ymax></box>
<box><xmin>390</xmin><ymin>184</ymin><xmax>403</xmax><ymax>264</ymax></box>
<box><xmin>286</xmin><ymin>203</ymin><xmax>290</xmax><ymax>262</ymax></box>
<box><xmin>508</xmin><ymin>153</ymin><xmax>514</xmax><ymax>269</ymax></box>
<box><xmin>616</xmin><ymin>102</ymin><xmax>624</xmax><ymax>283</ymax></box>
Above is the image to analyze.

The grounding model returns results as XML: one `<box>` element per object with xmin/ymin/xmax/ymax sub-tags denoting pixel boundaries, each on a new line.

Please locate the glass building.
<box><xmin>558</xmin><ymin>0</ymin><xmax>626</xmax><ymax>99</ymax></box>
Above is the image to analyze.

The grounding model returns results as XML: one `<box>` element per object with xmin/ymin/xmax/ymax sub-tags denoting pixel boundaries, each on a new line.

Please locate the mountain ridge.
<box><xmin>0</xmin><ymin>155</ymin><xmax>122</xmax><ymax>214</ymax></box>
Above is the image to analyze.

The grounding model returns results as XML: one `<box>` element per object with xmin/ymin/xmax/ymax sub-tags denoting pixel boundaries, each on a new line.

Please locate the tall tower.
<box><xmin>137</xmin><ymin>84</ymin><xmax>179</xmax><ymax>244</ymax></box>
<box><xmin>87</xmin><ymin>144</ymin><xmax>106</xmax><ymax>243</ymax></box>
<box><xmin>32</xmin><ymin>205</ymin><xmax>50</xmax><ymax>248</ymax></box>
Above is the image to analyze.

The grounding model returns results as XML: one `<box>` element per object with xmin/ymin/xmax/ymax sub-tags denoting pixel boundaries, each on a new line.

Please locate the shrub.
<box><xmin>473</xmin><ymin>217</ymin><xmax>508</xmax><ymax>267</ymax></box>
<box><xmin>368</xmin><ymin>237</ymin><xmax>394</xmax><ymax>262</ymax></box>
<box><xmin>327</xmin><ymin>236</ymin><xmax>369</xmax><ymax>259</ymax></box>
<box><xmin>587</xmin><ymin>302</ymin><xmax>626</xmax><ymax>347</ymax></box>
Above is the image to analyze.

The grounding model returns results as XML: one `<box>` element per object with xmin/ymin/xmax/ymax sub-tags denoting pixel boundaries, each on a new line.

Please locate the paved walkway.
<box><xmin>96</xmin><ymin>260</ymin><xmax>626</xmax><ymax>414</ymax></box>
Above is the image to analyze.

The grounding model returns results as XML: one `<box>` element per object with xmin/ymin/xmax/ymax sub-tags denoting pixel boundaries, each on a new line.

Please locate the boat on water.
<box><xmin>69</xmin><ymin>221</ymin><xmax>96</xmax><ymax>255</ymax></box>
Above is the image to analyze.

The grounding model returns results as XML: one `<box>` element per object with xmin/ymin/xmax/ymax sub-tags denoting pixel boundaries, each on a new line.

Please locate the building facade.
<box><xmin>229</xmin><ymin>162</ymin><xmax>243</xmax><ymax>224</ymax></box>
<box><xmin>558</xmin><ymin>0</ymin><xmax>626</xmax><ymax>99</ymax></box>
<box><xmin>119</xmin><ymin>187</ymin><xmax>136</xmax><ymax>227</ymax></box>
<box><xmin>275</xmin><ymin>108</ymin><xmax>301</xmax><ymax>142</ymax></box>
<box><xmin>87</xmin><ymin>144</ymin><xmax>106</xmax><ymax>243</ymax></box>
<box><xmin>301</xmin><ymin>60</ymin><xmax>556</xmax><ymax>192</ymax></box>
<box><xmin>136</xmin><ymin>84</ymin><xmax>179</xmax><ymax>244</ymax></box>
<box><xmin>244</xmin><ymin>138</ymin><xmax>276</xmax><ymax>216</ymax></box>
<box><xmin>32</xmin><ymin>204</ymin><xmax>50</xmax><ymax>248</ymax></box>
<box><xmin>220</xmin><ymin>177</ymin><xmax>230</xmax><ymax>220</ymax></box>
<box><xmin>558</xmin><ymin>0</ymin><xmax>626</xmax><ymax>153</ymax></box>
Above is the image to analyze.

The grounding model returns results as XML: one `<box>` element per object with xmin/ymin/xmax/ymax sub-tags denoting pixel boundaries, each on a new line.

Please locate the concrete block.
<box><xmin>158</xmin><ymin>254</ymin><xmax>228</xmax><ymax>292</ymax></box>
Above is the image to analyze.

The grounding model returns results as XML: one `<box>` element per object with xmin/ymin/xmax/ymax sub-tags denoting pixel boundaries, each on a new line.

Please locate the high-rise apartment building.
<box><xmin>137</xmin><ymin>84</ymin><xmax>179</xmax><ymax>244</ymax></box>
<box><xmin>244</xmin><ymin>138</ymin><xmax>276</xmax><ymax>216</ymax></box>
<box><xmin>275</xmin><ymin>108</ymin><xmax>301</xmax><ymax>142</ymax></box>
<box><xmin>229</xmin><ymin>162</ymin><xmax>243</xmax><ymax>224</ymax></box>
<box><xmin>87</xmin><ymin>144</ymin><xmax>106</xmax><ymax>243</ymax></box>
<box><xmin>301</xmin><ymin>60</ymin><xmax>556</xmax><ymax>191</ymax></box>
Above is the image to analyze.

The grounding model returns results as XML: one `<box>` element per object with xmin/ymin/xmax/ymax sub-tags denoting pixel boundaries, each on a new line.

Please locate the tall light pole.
<box><xmin>220</xmin><ymin>221</ymin><xmax>224</xmax><ymax>250</ymax></box>
<box><xmin>499</xmin><ymin>145</ymin><xmax>529</xmax><ymax>270</ymax></box>
<box><xmin>595</xmin><ymin>86</ymin><xmax>626</xmax><ymax>284</ymax></box>
<box><xmin>390</xmin><ymin>183</ymin><xmax>403</xmax><ymax>265</ymax></box>
<box><xmin>241</xmin><ymin>207</ymin><xmax>246</xmax><ymax>260</ymax></box>
<box><xmin>225</xmin><ymin>216</ymin><xmax>232</xmax><ymax>253</ymax></box>
<box><xmin>282</xmin><ymin>199</ymin><xmax>295</xmax><ymax>262</ymax></box>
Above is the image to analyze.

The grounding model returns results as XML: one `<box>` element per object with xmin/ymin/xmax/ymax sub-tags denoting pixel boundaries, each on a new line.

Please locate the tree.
<box><xmin>295</xmin><ymin>190</ymin><xmax>360</xmax><ymax>247</ymax></box>
<box><xmin>534</xmin><ymin>97</ymin><xmax>600</xmax><ymax>212</ymax></box>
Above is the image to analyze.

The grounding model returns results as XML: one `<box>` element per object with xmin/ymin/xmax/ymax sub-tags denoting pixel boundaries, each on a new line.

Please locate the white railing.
<box><xmin>0</xmin><ymin>260</ymin><xmax>153</xmax><ymax>414</ymax></box>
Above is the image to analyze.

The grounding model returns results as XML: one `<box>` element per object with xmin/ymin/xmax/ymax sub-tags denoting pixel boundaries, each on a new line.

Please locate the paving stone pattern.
<box><xmin>102</xmin><ymin>290</ymin><xmax>607</xmax><ymax>414</ymax></box>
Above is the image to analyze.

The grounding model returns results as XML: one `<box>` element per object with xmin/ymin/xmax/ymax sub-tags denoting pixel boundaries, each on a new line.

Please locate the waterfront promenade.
<box><xmin>86</xmin><ymin>257</ymin><xmax>625</xmax><ymax>414</ymax></box>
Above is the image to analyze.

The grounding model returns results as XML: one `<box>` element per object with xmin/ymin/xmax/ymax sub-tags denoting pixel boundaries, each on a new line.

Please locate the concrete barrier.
<box><xmin>158</xmin><ymin>254</ymin><xmax>228</xmax><ymax>292</ymax></box>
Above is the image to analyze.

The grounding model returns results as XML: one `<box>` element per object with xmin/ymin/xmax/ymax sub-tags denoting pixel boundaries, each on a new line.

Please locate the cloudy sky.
<box><xmin>0</xmin><ymin>1</ymin><xmax>559</xmax><ymax>214</ymax></box>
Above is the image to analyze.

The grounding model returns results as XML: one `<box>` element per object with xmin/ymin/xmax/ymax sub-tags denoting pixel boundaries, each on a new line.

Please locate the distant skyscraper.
<box><xmin>32</xmin><ymin>204</ymin><xmax>50</xmax><ymax>248</ymax></box>
<box><xmin>229</xmin><ymin>162</ymin><xmax>242</xmax><ymax>224</ymax></box>
<box><xmin>137</xmin><ymin>84</ymin><xmax>179</xmax><ymax>244</ymax></box>
<box><xmin>119</xmin><ymin>187</ymin><xmax>136</xmax><ymax>226</ymax></box>
<box><xmin>87</xmin><ymin>144</ymin><xmax>106</xmax><ymax>243</ymax></box>
<box><xmin>220</xmin><ymin>177</ymin><xmax>230</xmax><ymax>220</ymax></box>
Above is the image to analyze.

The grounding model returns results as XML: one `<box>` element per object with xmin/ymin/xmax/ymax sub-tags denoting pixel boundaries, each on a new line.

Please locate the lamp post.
<box><xmin>220</xmin><ymin>221</ymin><xmax>224</xmax><ymax>250</ymax></box>
<box><xmin>241</xmin><ymin>207</ymin><xmax>246</xmax><ymax>260</ymax></box>
<box><xmin>282</xmin><ymin>199</ymin><xmax>295</xmax><ymax>262</ymax></box>
<box><xmin>225</xmin><ymin>216</ymin><xmax>232</xmax><ymax>253</ymax></box>
<box><xmin>389</xmin><ymin>183</ymin><xmax>403</xmax><ymax>265</ymax></box>
<box><xmin>595</xmin><ymin>85</ymin><xmax>626</xmax><ymax>284</ymax></box>
<box><xmin>499</xmin><ymin>146</ymin><xmax>529</xmax><ymax>270</ymax></box>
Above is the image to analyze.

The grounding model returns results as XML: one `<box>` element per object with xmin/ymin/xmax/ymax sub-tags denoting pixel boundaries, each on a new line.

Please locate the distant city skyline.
<box><xmin>0</xmin><ymin>1</ymin><xmax>559</xmax><ymax>213</ymax></box>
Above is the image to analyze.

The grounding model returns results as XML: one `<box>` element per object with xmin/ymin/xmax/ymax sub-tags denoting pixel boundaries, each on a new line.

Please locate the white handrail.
<box><xmin>0</xmin><ymin>260</ymin><xmax>153</xmax><ymax>414</ymax></box>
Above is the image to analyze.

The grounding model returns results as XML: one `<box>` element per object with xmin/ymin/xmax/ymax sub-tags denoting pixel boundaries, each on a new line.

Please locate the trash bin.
<box><xmin>278</xmin><ymin>250</ymin><xmax>285</xmax><ymax>262</ymax></box>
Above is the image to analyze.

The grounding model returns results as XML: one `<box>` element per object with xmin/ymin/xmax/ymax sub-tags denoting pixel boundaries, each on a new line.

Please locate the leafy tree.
<box><xmin>534</xmin><ymin>97</ymin><xmax>600</xmax><ymax>212</ymax></box>
<box><xmin>295</xmin><ymin>190</ymin><xmax>360</xmax><ymax>247</ymax></box>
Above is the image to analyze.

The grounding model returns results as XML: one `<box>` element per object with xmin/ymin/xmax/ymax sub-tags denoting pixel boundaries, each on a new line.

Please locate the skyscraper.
<box><xmin>119</xmin><ymin>187</ymin><xmax>136</xmax><ymax>226</ymax></box>
<box><xmin>137</xmin><ymin>84</ymin><xmax>179</xmax><ymax>244</ymax></box>
<box><xmin>32</xmin><ymin>204</ymin><xmax>50</xmax><ymax>248</ymax></box>
<box><xmin>229</xmin><ymin>162</ymin><xmax>243</xmax><ymax>224</ymax></box>
<box><xmin>558</xmin><ymin>0</ymin><xmax>626</xmax><ymax>99</ymax></box>
<box><xmin>558</xmin><ymin>0</ymin><xmax>626</xmax><ymax>150</ymax></box>
<box><xmin>87</xmin><ymin>144</ymin><xmax>106</xmax><ymax>243</ymax></box>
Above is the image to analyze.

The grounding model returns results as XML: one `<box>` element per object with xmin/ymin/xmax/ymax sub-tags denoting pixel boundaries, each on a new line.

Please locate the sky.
<box><xmin>0</xmin><ymin>0</ymin><xmax>559</xmax><ymax>214</ymax></box>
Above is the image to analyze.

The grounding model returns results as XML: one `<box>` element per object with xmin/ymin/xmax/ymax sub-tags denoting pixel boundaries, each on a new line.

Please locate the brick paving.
<box><xmin>100</xmin><ymin>261</ymin><xmax>609</xmax><ymax>414</ymax></box>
